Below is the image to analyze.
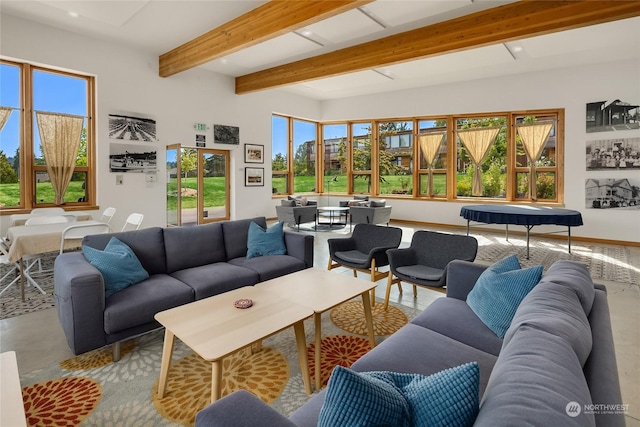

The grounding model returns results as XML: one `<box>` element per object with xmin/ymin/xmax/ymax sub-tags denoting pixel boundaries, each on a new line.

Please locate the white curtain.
<box><xmin>0</xmin><ymin>106</ymin><xmax>12</xmax><ymax>131</ymax></box>
<box><xmin>418</xmin><ymin>132</ymin><xmax>445</xmax><ymax>196</ymax></box>
<box><xmin>457</xmin><ymin>126</ymin><xmax>502</xmax><ymax>196</ymax></box>
<box><xmin>35</xmin><ymin>112</ymin><xmax>84</xmax><ymax>205</ymax></box>
<box><xmin>516</xmin><ymin>122</ymin><xmax>553</xmax><ymax>199</ymax></box>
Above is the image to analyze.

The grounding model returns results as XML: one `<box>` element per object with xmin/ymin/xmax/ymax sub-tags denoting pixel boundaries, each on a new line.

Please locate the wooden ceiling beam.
<box><xmin>236</xmin><ymin>0</ymin><xmax>640</xmax><ymax>94</ymax></box>
<box><xmin>159</xmin><ymin>0</ymin><xmax>373</xmax><ymax>78</ymax></box>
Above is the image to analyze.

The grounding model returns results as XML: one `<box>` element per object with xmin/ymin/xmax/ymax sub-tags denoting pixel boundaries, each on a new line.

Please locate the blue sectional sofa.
<box><xmin>195</xmin><ymin>259</ymin><xmax>624</xmax><ymax>427</ymax></box>
<box><xmin>54</xmin><ymin>217</ymin><xmax>313</xmax><ymax>360</ymax></box>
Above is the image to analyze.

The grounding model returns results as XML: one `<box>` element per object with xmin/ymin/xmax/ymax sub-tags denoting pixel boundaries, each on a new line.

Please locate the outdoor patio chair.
<box><xmin>327</xmin><ymin>223</ymin><xmax>402</xmax><ymax>305</ymax></box>
<box><xmin>275</xmin><ymin>205</ymin><xmax>317</xmax><ymax>231</ymax></box>
<box><xmin>384</xmin><ymin>230</ymin><xmax>478</xmax><ymax>310</ymax></box>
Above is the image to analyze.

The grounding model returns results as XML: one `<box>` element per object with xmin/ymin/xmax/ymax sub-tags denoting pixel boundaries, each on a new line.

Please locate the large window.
<box><xmin>0</xmin><ymin>60</ymin><xmax>95</xmax><ymax>212</ymax></box>
<box><xmin>271</xmin><ymin>115</ymin><xmax>318</xmax><ymax>195</ymax></box>
<box><xmin>273</xmin><ymin>109</ymin><xmax>563</xmax><ymax>204</ymax></box>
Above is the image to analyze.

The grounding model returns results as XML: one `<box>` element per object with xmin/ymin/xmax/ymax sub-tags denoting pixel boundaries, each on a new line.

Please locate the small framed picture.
<box><xmin>244</xmin><ymin>144</ymin><xmax>264</xmax><ymax>163</ymax></box>
<box><xmin>245</xmin><ymin>167</ymin><xmax>264</xmax><ymax>186</ymax></box>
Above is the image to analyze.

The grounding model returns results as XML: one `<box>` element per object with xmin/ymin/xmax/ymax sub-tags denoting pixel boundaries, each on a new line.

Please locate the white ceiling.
<box><xmin>1</xmin><ymin>0</ymin><xmax>639</xmax><ymax>100</ymax></box>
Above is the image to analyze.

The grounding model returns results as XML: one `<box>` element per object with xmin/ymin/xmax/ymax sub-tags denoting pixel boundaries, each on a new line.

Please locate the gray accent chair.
<box><xmin>327</xmin><ymin>223</ymin><xmax>402</xmax><ymax>303</ymax></box>
<box><xmin>349</xmin><ymin>205</ymin><xmax>392</xmax><ymax>230</ymax></box>
<box><xmin>384</xmin><ymin>230</ymin><xmax>478</xmax><ymax>310</ymax></box>
<box><xmin>275</xmin><ymin>204</ymin><xmax>317</xmax><ymax>231</ymax></box>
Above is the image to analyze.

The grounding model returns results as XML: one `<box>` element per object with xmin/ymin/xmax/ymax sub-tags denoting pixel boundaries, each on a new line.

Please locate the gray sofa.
<box><xmin>195</xmin><ymin>259</ymin><xmax>623</xmax><ymax>427</ymax></box>
<box><xmin>54</xmin><ymin>217</ymin><xmax>314</xmax><ymax>360</ymax></box>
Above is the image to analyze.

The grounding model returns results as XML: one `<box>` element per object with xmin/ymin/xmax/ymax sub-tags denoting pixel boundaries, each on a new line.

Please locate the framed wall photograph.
<box><xmin>214</xmin><ymin>124</ymin><xmax>240</xmax><ymax>145</ymax></box>
<box><xmin>245</xmin><ymin>167</ymin><xmax>264</xmax><ymax>186</ymax></box>
<box><xmin>244</xmin><ymin>144</ymin><xmax>264</xmax><ymax>163</ymax></box>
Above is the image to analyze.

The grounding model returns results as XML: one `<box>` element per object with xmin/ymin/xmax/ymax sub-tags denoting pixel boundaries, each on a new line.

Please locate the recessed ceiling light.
<box><xmin>512</xmin><ymin>46</ymin><xmax>523</xmax><ymax>52</ymax></box>
<box><xmin>301</xmin><ymin>30</ymin><xmax>313</xmax><ymax>37</ymax></box>
<box><xmin>68</xmin><ymin>11</ymin><xmax>79</xmax><ymax>18</ymax></box>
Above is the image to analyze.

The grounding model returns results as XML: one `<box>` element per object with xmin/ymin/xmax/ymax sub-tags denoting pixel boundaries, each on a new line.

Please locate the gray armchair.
<box><xmin>349</xmin><ymin>206</ymin><xmax>392</xmax><ymax>230</ymax></box>
<box><xmin>384</xmin><ymin>230</ymin><xmax>478</xmax><ymax>310</ymax></box>
<box><xmin>275</xmin><ymin>205</ymin><xmax>317</xmax><ymax>231</ymax></box>
<box><xmin>328</xmin><ymin>223</ymin><xmax>402</xmax><ymax>304</ymax></box>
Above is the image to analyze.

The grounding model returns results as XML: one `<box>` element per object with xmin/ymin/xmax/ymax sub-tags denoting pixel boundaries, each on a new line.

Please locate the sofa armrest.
<box><xmin>195</xmin><ymin>390</ymin><xmax>297</xmax><ymax>427</ymax></box>
<box><xmin>445</xmin><ymin>260</ymin><xmax>487</xmax><ymax>301</ymax></box>
<box><xmin>54</xmin><ymin>252</ymin><xmax>107</xmax><ymax>355</ymax></box>
<box><xmin>284</xmin><ymin>230</ymin><xmax>314</xmax><ymax>268</ymax></box>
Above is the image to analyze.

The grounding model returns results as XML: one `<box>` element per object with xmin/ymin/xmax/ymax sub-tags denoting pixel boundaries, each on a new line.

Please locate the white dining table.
<box><xmin>5</xmin><ymin>220</ymin><xmax>104</xmax><ymax>301</ymax></box>
<box><xmin>7</xmin><ymin>212</ymin><xmax>93</xmax><ymax>227</ymax></box>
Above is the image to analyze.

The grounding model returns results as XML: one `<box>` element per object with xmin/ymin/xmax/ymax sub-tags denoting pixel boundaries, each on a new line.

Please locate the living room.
<box><xmin>1</xmin><ymin>1</ymin><xmax>639</xmax><ymax>426</ymax></box>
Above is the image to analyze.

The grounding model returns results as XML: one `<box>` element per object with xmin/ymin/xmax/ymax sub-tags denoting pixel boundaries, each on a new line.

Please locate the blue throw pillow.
<box><xmin>246</xmin><ymin>221</ymin><xmax>287</xmax><ymax>259</ymax></box>
<box><xmin>318</xmin><ymin>363</ymin><xmax>479</xmax><ymax>427</ymax></box>
<box><xmin>83</xmin><ymin>237</ymin><xmax>149</xmax><ymax>297</ymax></box>
<box><xmin>467</xmin><ymin>255</ymin><xmax>543</xmax><ymax>338</ymax></box>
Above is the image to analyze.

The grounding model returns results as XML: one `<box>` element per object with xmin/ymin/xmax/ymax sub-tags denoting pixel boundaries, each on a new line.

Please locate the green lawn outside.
<box><xmin>167</xmin><ymin>176</ymin><xmax>227</xmax><ymax>209</ymax></box>
<box><xmin>1</xmin><ymin>181</ymin><xmax>85</xmax><ymax>207</ymax></box>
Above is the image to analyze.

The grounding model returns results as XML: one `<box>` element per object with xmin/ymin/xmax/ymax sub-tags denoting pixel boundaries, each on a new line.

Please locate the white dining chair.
<box><xmin>122</xmin><ymin>213</ymin><xmax>144</xmax><ymax>231</ymax></box>
<box><xmin>30</xmin><ymin>207</ymin><xmax>65</xmax><ymax>215</ymax></box>
<box><xmin>100</xmin><ymin>207</ymin><xmax>117</xmax><ymax>225</ymax></box>
<box><xmin>60</xmin><ymin>223</ymin><xmax>112</xmax><ymax>254</ymax></box>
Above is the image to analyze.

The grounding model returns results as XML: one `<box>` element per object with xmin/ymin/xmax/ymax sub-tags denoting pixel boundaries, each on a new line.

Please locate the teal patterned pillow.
<box><xmin>467</xmin><ymin>255</ymin><xmax>543</xmax><ymax>338</ymax></box>
<box><xmin>246</xmin><ymin>221</ymin><xmax>287</xmax><ymax>259</ymax></box>
<box><xmin>82</xmin><ymin>237</ymin><xmax>149</xmax><ymax>297</ymax></box>
<box><xmin>318</xmin><ymin>363</ymin><xmax>479</xmax><ymax>427</ymax></box>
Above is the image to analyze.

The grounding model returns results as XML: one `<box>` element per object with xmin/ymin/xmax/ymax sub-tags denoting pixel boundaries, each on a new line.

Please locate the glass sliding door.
<box><xmin>199</xmin><ymin>149</ymin><xmax>229</xmax><ymax>222</ymax></box>
<box><xmin>167</xmin><ymin>145</ymin><xmax>229</xmax><ymax>226</ymax></box>
<box><xmin>166</xmin><ymin>145</ymin><xmax>180</xmax><ymax>226</ymax></box>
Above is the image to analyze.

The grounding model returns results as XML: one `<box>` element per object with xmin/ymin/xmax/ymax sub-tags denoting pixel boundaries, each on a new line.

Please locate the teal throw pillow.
<box><xmin>467</xmin><ymin>255</ymin><xmax>543</xmax><ymax>338</ymax></box>
<box><xmin>83</xmin><ymin>237</ymin><xmax>149</xmax><ymax>297</ymax></box>
<box><xmin>318</xmin><ymin>363</ymin><xmax>479</xmax><ymax>427</ymax></box>
<box><xmin>246</xmin><ymin>221</ymin><xmax>287</xmax><ymax>259</ymax></box>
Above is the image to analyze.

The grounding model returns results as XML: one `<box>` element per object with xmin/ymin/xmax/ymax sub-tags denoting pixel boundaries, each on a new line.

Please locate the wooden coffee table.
<box><xmin>256</xmin><ymin>268</ymin><xmax>376</xmax><ymax>390</ymax></box>
<box><xmin>155</xmin><ymin>286</ymin><xmax>314</xmax><ymax>403</ymax></box>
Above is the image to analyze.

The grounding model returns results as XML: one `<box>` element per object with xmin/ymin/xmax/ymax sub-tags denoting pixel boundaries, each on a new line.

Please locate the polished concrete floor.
<box><xmin>1</xmin><ymin>222</ymin><xmax>638</xmax><ymax>425</ymax></box>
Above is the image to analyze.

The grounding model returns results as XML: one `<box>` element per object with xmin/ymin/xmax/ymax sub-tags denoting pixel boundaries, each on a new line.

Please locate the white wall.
<box><xmin>317</xmin><ymin>60</ymin><xmax>640</xmax><ymax>243</ymax></box>
<box><xmin>0</xmin><ymin>14</ymin><xmax>319</xmax><ymax>233</ymax></box>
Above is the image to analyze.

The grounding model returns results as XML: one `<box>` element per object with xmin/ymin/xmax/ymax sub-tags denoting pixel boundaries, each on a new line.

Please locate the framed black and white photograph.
<box><xmin>214</xmin><ymin>124</ymin><xmax>240</xmax><ymax>145</ymax></box>
<box><xmin>244</xmin><ymin>144</ymin><xmax>264</xmax><ymax>163</ymax></box>
<box><xmin>586</xmin><ymin>99</ymin><xmax>639</xmax><ymax>133</ymax></box>
<box><xmin>586</xmin><ymin>137</ymin><xmax>640</xmax><ymax>170</ymax></box>
<box><xmin>585</xmin><ymin>177</ymin><xmax>640</xmax><ymax>209</ymax></box>
<box><xmin>108</xmin><ymin>113</ymin><xmax>157</xmax><ymax>141</ymax></box>
<box><xmin>109</xmin><ymin>143</ymin><xmax>157</xmax><ymax>173</ymax></box>
<box><xmin>245</xmin><ymin>167</ymin><xmax>264</xmax><ymax>186</ymax></box>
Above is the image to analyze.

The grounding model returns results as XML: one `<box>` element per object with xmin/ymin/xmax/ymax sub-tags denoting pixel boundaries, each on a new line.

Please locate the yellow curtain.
<box><xmin>516</xmin><ymin>122</ymin><xmax>553</xmax><ymax>199</ymax></box>
<box><xmin>36</xmin><ymin>112</ymin><xmax>84</xmax><ymax>205</ymax></box>
<box><xmin>457</xmin><ymin>126</ymin><xmax>501</xmax><ymax>196</ymax></box>
<box><xmin>0</xmin><ymin>106</ymin><xmax>12</xmax><ymax>131</ymax></box>
<box><xmin>418</xmin><ymin>132</ymin><xmax>445</xmax><ymax>196</ymax></box>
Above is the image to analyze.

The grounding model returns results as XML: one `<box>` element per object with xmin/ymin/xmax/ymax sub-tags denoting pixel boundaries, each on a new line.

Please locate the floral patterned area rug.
<box><xmin>19</xmin><ymin>299</ymin><xmax>420</xmax><ymax>426</ymax></box>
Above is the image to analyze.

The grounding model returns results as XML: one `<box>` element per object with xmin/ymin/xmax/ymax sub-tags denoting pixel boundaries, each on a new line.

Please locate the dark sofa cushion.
<box><xmin>410</xmin><ymin>297</ymin><xmax>503</xmax><ymax>356</ymax></box>
<box><xmin>291</xmin><ymin>324</ymin><xmax>497</xmax><ymax>427</ymax></box>
<box><xmin>170</xmin><ymin>262</ymin><xmax>260</xmax><ymax>300</ymax></box>
<box><xmin>83</xmin><ymin>227</ymin><xmax>167</xmax><ymax>275</ymax></box>
<box><xmin>222</xmin><ymin>217</ymin><xmax>267</xmax><ymax>260</ymax></box>
<box><xmin>228</xmin><ymin>255</ymin><xmax>306</xmax><ymax>282</ymax></box>
<box><xmin>103</xmin><ymin>274</ymin><xmax>194</xmax><ymax>334</ymax></box>
<box><xmin>163</xmin><ymin>222</ymin><xmax>226</xmax><ymax>273</ymax></box>
<box><xmin>475</xmin><ymin>325</ymin><xmax>595</xmax><ymax>427</ymax></box>
<box><xmin>504</xmin><ymin>265</ymin><xmax>594</xmax><ymax>366</ymax></box>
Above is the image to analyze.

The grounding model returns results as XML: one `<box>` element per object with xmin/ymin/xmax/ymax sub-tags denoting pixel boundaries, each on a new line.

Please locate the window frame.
<box><xmin>274</xmin><ymin>108</ymin><xmax>564</xmax><ymax>205</ymax></box>
<box><xmin>0</xmin><ymin>59</ymin><xmax>96</xmax><ymax>214</ymax></box>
